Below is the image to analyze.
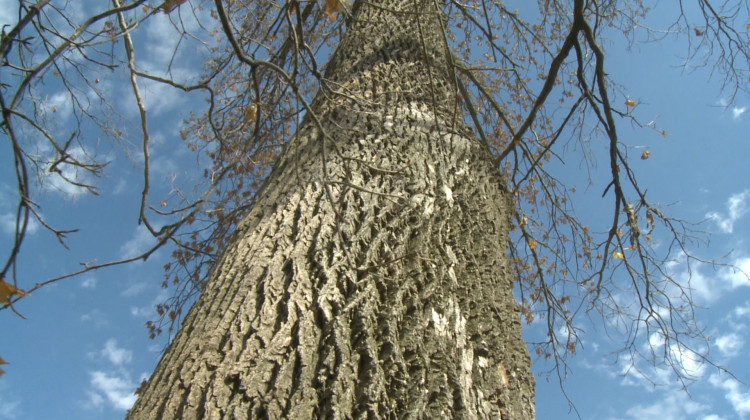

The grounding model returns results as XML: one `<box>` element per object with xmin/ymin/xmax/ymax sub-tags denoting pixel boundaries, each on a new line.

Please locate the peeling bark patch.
<box><xmin>443</xmin><ymin>185</ymin><xmax>453</xmax><ymax>207</ymax></box>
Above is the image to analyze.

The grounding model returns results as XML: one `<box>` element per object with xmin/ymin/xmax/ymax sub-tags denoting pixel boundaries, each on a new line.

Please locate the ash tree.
<box><xmin>1</xmin><ymin>0</ymin><xmax>749</xmax><ymax>417</ymax></box>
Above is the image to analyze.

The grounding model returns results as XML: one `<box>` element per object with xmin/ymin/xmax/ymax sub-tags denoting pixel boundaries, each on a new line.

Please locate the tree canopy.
<box><xmin>2</xmin><ymin>0</ymin><xmax>749</xmax><ymax>410</ymax></box>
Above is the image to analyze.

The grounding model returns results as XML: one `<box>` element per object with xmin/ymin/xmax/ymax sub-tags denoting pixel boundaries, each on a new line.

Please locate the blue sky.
<box><xmin>1</xmin><ymin>1</ymin><xmax>749</xmax><ymax>419</ymax></box>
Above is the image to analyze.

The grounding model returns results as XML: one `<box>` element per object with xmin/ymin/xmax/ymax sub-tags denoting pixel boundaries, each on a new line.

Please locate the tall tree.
<box><xmin>2</xmin><ymin>0</ymin><xmax>749</xmax><ymax>417</ymax></box>
<box><xmin>127</xmin><ymin>0</ymin><xmax>536</xmax><ymax>417</ymax></box>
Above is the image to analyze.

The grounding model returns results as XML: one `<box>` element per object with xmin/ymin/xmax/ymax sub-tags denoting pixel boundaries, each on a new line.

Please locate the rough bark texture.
<box><xmin>127</xmin><ymin>1</ymin><xmax>535</xmax><ymax>418</ymax></box>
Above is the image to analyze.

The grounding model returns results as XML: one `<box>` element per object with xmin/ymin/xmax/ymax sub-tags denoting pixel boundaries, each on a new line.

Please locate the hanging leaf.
<box><xmin>694</xmin><ymin>27</ymin><xmax>704</xmax><ymax>36</ymax></box>
<box><xmin>323</xmin><ymin>0</ymin><xmax>343</xmax><ymax>21</ymax></box>
<box><xmin>244</xmin><ymin>103</ymin><xmax>258</xmax><ymax>123</ymax></box>
<box><xmin>641</xmin><ymin>150</ymin><xmax>651</xmax><ymax>160</ymax></box>
<box><xmin>0</xmin><ymin>278</ymin><xmax>27</xmax><ymax>305</ymax></box>
<box><xmin>0</xmin><ymin>356</ymin><xmax>7</xmax><ymax>377</ymax></box>
<box><xmin>528</xmin><ymin>239</ymin><xmax>537</xmax><ymax>250</ymax></box>
<box><xmin>625</xmin><ymin>99</ymin><xmax>636</xmax><ymax>108</ymax></box>
<box><xmin>162</xmin><ymin>0</ymin><xmax>187</xmax><ymax>13</ymax></box>
<box><xmin>612</xmin><ymin>251</ymin><xmax>624</xmax><ymax>259</ymax></box>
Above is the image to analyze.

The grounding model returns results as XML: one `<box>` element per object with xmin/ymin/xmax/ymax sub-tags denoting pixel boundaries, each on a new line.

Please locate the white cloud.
<box><xmin>0</xmin><ymin>399</ymin><xmax>20</xmax><ymax>420</ymax></box>
<box><xmin>661</xmin><ymin>256</ymin><xmax>717</xmax><ymax>303</ymax></box>
<box><xmin>621</xmin><ymin>390</ymin><xmax>709</xmax><ymax>420</ymax></box>
<box><xmin>112</xmin><ymin>178</ymin><xmax>129</xmax><ymax>195</ymax></box>
<box><xmin>669</xmin><ymin>343</ymin><xmax>706</xmax><ymax>378</ymax></box>
<box><xmin>120</xmin><ymin>225</ymin><xmax>158</xmax><ymax>259</ymax></box>
<box><xmin>732</xmin><ymin>106</ymin><xmax>746</xmax><ymax>120</ymax></box>
<box><xmin>727</xmin><ymin>191</ymin><xmax>750</xmax><ymax>221</ymax></box>
<box><xmin>130</xmin><ymin>289</ymin><xmax>167</xmax><ymax>318</ymax></box>
<box><xmin>733</xmin><ymin>301</ymin><xmax>750</xmax><ymax>318</ymax></box>
<box><xmin>40</xmin><ymin>146</ymin><xmax>102</xmax><ymax>197</ymax></box>
<box><xmin>0</xmin><ymin>379</ymin><xmax>21</xmax><ymax>419</ymax></box>
<box><xmin>684</xmin><ymin>266</ymin><xmax>716</xmax><ymax>302</ymax></box>
<box><xmin>84</xmin><ymin>390</ymin><xmax>104</xmax><ymax>410</ymax></box>
<box><xmin>101</xmin><ymin>339</ymin><xmax>132</xmax><ymax>366</ymax></box>
<box><xmin>714</xmin><ymin>333</ymin><xmax>743</xmax><ymax>358</ymax></box>
<box><xmin>86</xmin><ymin>340</ymin><xmax>138</xmax><ymax>411</ymax></box>
<box><xmin>663</xmin><ymin>255</ymin><xmax>750</xmax><ymax>304</ymax></box>
<box><xmin>80</xmin><ymin>309</ymin><xmax>109</xmax><ymax>327</ymax></box>
<box><xmin>143</xmin><ymin>8</ymin><xmax>212</xmax><ymax>72</ymax></box>
<box><xmin>139</xmin><ymin>79</ymin><xmax>184</xmax><ymax>116</ymax></box>
<box><xmin>710</xmin><ymin>374</ymin><xmax>750</xmax><ymax>417</ymax></box>
<box><xmin>614</xmin><ymin>330</ymin><xmax>710</xmax><ymax>391</ymax></box>
<box><xmin>0</xmin><ymin>213</ymin><xmax>40</xmax><ymax>236</ymax></box>
<box><xmin>0</xmin><ymin>383</ymin><xmax>21</xmax><ymax>420</ymax></box>
<box><xmin>719</xmin><ymin>98</ymin><xmax>747</xmax><ymax>121</ymax></box>
<box><xmin>721</xmin><ymin>257</ymin><xmax>750</xmax><ymax>289</ymax></box>
<box><xmin>0</xmin><ymin>0</ymin><xmax>17</xmax><ymax>27</ymax></box>
<box><xmin>706</xmin><ymin>190</ymin><xmax>749</xmax><ymax>234</ymax></box>
<box><xmin>130</xmin><ymin>305</ymin><xmax>153</xmax><ymax>317</ymax></box>
<box><xmin>116</xmin><ymin>13</ymin><xmax>205</xmax><ymax>119</ymax></box>
<box><xmin>80</xmin><ymin>276</ymin><xmax>97</xmax><ymax>289</ymax></box>
<box><xmin>88</xmin><ymin>371</ymin><xmax>137</xmax><ymax>411</ymax></box>
<box><xmin>122</xmin><ymin>282</ymin><xmax>148</xmax><ymax>297</ymax></box>
<box><xmin>145</xmin><ymin>14</ymin><xmax>186</xmax><ymax>67</ymax></box>
<box><xmin>42</xmin><ymin>91</ymin><xmax>74</xmax><ymax>123</ymax></box>
<box><xmin>151</xmin><ymin>153</ymin><xmax>180</xmax><ymax>178</ymax></box>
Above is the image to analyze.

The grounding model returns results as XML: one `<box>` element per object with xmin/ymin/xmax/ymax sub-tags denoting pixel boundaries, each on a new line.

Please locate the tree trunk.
<box><xmin>127</xmin><ymin>1</ymin><xmax>535</xmax><ymax>418</ymax></box>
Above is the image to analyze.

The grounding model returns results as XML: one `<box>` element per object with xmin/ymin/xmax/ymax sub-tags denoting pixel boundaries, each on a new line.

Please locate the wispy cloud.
<box><xmin>101</xmin><ymin>339</ymin><xmax>133</xmax><ymax>366</ymax></box>
<box><xmin>732</xmin><ymin>106</ymin><xmax>746</xmax><ymax>120</ymax></box>
<box><xmin>88</xmin><ymin>371</ymin><xmax>137</xmax><ymax>411</ymax></box>
<box><xmin>86</xmin><ymin>339</ymin><xmax>138</xmax><ymax>411</ymax></box>
<box><xmin>122</xmin><ymin>282</ymin><xmax>148</xmax><ymax>297</ymax></box>
<box><xmin>0</xmin><ymin>399</ymin><xmax>21</xmax><ymax>420</ymax></box>
<box><xmin>0</xmin><ymin>213</ymin><xmax>39</xmax><ymax>237</ymax></box>
<box><xmin>39</xmin><ymin>146</ymin><xmax>104</xmax><ymax>197</ymax></box>
<box><xmin>112</xmin><ymin>178</ymin><xmax>129</xmax><ymax>195</ymax></box>
<box><xmin>719</xmin><ymin>97</ymin><xmax>747</xmax><ymax>121</ymax></box>
<box><xmin>683</xmin><ymin>265</ymin><xmax>715</xmax><ymax>302</ymax></box>
<box><xmin>0</xmin><ymin>380</ymin><xmax>21</xmax><ymax>420</ymax></box>
<box><xmin>709</xmin><ymin>373</ymin><xmax>750</xmax><ymax>417</ymax></box>
<box><xmin>80</xmin><ymin>276</ymin><xmax>97</xmax><ymax>289</ymax></box>
<box><xmin>714</xmin><ymin>332</ymin><xmax>743</xmax><ymax>358</ymax></box>
<box><xmin>41</xmin><ymin>91</ymin><xmax>74</xmax><ymax>123</ymax></box>
<box><xmin>706</xmin><ymin>190</ymin><xmax>749</xmax><ymax>234</ymax></box>
<box><xmin>0</xmin><ymin>0</ymin><xmax>17</xmax><ymax>27</ymax></box>
<box><xmin>618</xmin><ymin>390</ymin><xmax>710</xmax><ymax>420</ymax></box>
<box><xmin>733</xmin><ymin>301</ymin><xmax>750</xmax><ymax>318</ymax></box>
<box><xmin>120</xmin><ymin>225</ymin><xmax>159</xmax><ymax>259</ymax></box>
<box><xmin>130</xmin><ymin>289</ymin><xmax>167</xmax><ymax>319</ymax></box>
<box><xmin>0</xmin><ymin>186</ymin><xmax>40</xmax><ymax>236</ymax></box>
<box><xmin>662</xmin><ymin>255</ymin><xmax>750</xmax><ymax>305</ymax></box>
<box><xmin>661</xmin><ymin>256</ymin><xmax>717</xmax><ymax>303</ymax></box>
<box><xmin>80</xmin><ymin>309</ymin><xmax>109</xmax><ymax>327</ymax></box>
<box><xmin>720</xmin><ymin>257</ymin><xmax>750</xmax><ymax>289</ymax></box>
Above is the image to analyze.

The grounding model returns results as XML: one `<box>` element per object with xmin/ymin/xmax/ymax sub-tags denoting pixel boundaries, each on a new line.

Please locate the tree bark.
<box><xmin>127</xmin><ymin>1</ymin><xmax>535</xmax><ymax>418</ymax></box>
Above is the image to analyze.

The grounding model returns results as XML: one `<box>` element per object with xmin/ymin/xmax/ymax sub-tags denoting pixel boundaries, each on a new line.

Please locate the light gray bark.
<box><xmin>127</xmin><ymin>1</ymin><xmax>535</xmax><ymax>418</ymax></box>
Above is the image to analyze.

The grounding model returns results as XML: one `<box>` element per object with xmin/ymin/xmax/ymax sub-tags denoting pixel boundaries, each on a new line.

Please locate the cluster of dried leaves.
<box><xmin>2</xmin><ymin>0</ymin><xmax>749</xmax><ymax>389</ymax></box>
